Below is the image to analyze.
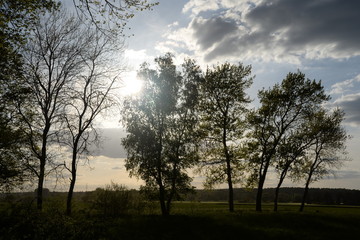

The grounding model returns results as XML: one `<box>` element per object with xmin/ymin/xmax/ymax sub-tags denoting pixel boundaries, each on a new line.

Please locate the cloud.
<box><xmin>169</xmin><ymin>0</ymin><xmax>360</xmax><ymax>63</ymax></box>
<box><xmin>182</xmin><ymin>0</ymin><xmax>220</xmax><ymax>16</ymax></box>
<box><xmin>332</xmin><ymin>170</ymin><xmax>360</xmax><ymax>179</ymax></box>
<box><xmin>191</xmin><ymin>17</ymin><xmax>238</xmax><ymax>51</ymax></box>
<box><xmin>91</xmin><ymin>128</ymin><xmax>127</xmax><ymax>158</ymax></box>
<box><xmin>334</xmin><ymin>93</ymin><xmax>360</xmax><ymax>126</ymax></box>
<box><xmin>329</xmin><ymin>74</ymin><xmax>360</xmax><ymax>95</ymax></box>
<box><xmin>112</xmin><ymin>166</ymin><xmax>122</xmax><ymax>170</ymax></box>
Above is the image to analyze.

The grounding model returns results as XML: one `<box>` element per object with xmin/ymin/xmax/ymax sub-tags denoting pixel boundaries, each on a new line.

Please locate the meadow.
<box><xmin>1</xmin><ymin>192</ymin><xmax>360</xmax><ymax>240</ymax></box>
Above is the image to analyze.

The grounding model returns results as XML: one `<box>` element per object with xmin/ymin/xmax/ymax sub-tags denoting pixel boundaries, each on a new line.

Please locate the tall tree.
<box><xmin>122</xmin><ymin>54</ymin><xmax>201</xmax><ymax>216</ymax></box>
<box><xmin>18</xmin><ymin>9</ymin><xmax>97</xmax><ymax>210</ymax></box>
<box><xmin>247</xmin><ymin>71</ymin><xmax>329</xmax><ymax>212</ymax></box>
<box><xmin>0</xmin><ymin>0</ymin><xmax>57</xmax><ymax>191</ymax></box>
<box><xmin>57</xmin><ymin>22</ymin><xmax>121</xmax><ymax>216</ymax></box>
<box><xmin>197</xmin><ymin>63</ymin><xmax>253</xmax><ymax>212</ymax></box>
<box><xmin>299</xmin><ymin>108</ymin><xmax>348</xmax><ymax>212</ymax></box>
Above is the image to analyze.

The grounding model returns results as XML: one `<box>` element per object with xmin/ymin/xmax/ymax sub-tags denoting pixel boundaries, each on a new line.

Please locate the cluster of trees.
<box><xmin>122</xmin><ymin>54</ymin><xmax>348</xmax><ymax>215</ymax></box>
<box><xmin>1</xmin><ymin>1</ymin><xmax>348</xmax><ymax>217</ymax></box>
<box><xmin>0</xmin><ymin>0</ymin><xmax>156</xmax><ymax>215</ymax></box>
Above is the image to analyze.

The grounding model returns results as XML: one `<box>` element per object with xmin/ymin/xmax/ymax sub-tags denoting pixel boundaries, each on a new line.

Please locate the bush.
<box><xmin>92</xmin><ymin>182</ymin><xmax>133</xmax><ymax>217</ymax></box>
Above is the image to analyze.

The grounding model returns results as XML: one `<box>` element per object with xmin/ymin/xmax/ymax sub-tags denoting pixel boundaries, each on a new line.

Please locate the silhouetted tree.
<box><xmin>197</xmin><ymin>63</ymin><xmax>253</xmax><ymax>212</ymax></box>
<box><xmin>122</xmin><ymin>54</ymin><xmax>201</xmax><ymax>216</ymax></box>
<box><xmin>55</xmin><ymin>17</ymin><xmax>121</xmax><ymax>216</ymax></box>
<box><xmin>273</xmin><ymin>124</ymin><xmax>314</xmax><ymax>211</ymax></box>
<box><xmin>18</xmin><ymin>9</ymin><xmax>100</xmax><ymax>210</ymax></box>
<box><xmin>247</xmin><ymin>71</ymin><xmax>329</xmax><ymax>211</ymax></box>
<box><xmin>299</xmin><ymin>108</ymin><xmax>348</xmax><ymax>212</ymax></box>
<box><xmin>0</xmin><ymin>0</ymin><xmax>57</xmax><ymax>192</ymax></box>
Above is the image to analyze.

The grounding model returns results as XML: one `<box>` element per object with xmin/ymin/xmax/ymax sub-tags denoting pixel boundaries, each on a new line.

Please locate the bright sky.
<box><xmin>52</xmin><ymin>0</ymin><xmax>360</xmax><ymax>192</ymax></box>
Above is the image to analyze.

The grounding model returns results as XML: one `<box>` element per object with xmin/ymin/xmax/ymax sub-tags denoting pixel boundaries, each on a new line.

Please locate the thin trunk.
<box><xmin>37</xmin><ymin>161</ymin><xmax>45</xmax><ymax>210</ymax></box>
<box><xmin>300</xmin><ymin>172</ymin><xmax>312</xmax><ymax>212</ymax></box>
<box><xmin>66</xmin><ymin>154</ymin><xmax>77</xmax><ymax>215</ymax></box>
<box><xmin>66</xmin><ymin>173</ymin><xmax>76</xmax><ymax>215</ymax></box>
<box><xmin>159</xmin><ymin>183</ymin><xmax>168</xmax><ymax>216</ymax></box>
<box><xmin>37</xmin><ymin>124</ymin><xmax>50</xmax><ymax>211</ymax></box>
<box><xmin>274</xmin><ymin>166</ymin><xmax>289</xmax><ymax>212</ymax></box>
<box><xmin>256</xmin><ymin>159</ymin><xmax>270</xmax><ymax>212</ymax></box>
<box><xmin>273</xmin><ymin>175</ymin><xmax>285</xmax><ymax>212</ymax></box>
<box><xmin>222</xmin><ymin>123</ymin><xmax>234</xmax><ymax>212</ymax></box>
<box><xmin>226</xmin><ymin>158</ymin><xmax>234</xmax><ymax>212</ymax></box>
<box><xmin>166</xmin><ymin>161</ymin><xmax>178</xmax><ymax>214</ymax></box>
<box><xmin>256</xmin><ymin>176</ymin><xmax>264</xmax><ymax>212</ymax></box>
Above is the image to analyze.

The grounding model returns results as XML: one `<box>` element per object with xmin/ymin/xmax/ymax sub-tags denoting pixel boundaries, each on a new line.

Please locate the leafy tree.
<box><xmin>247</xmin><ymin>71</ymin><xmax>329</xmax><ymax>211</ymax></box>
<box><xmin>122</xmin><ymin>54</ymin><xmax>201</xmax><ymax>216</ymax></box>
<box><xmin>197</xmin><ymin>63</ymin><xmax>253</xmax><ymax>212</ymax></box>
<box><xmin>299</xmin><ymin>108</ymin><xmax>348</xmax><ymax>212</ymax></box>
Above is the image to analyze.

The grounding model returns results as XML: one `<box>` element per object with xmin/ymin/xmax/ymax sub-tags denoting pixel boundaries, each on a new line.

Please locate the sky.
<box><xmin>53</xmin><ymin>0</ymin><xmax>360</xmax><ymax>191</ymax></box>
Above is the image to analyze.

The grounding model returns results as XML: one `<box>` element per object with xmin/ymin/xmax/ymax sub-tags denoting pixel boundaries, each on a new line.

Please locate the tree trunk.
<box><xmin>256</xmin><ymin>160</ymin><xmax>270</xmax><ymax>212</ymax></box>
<box><xmin>37</xmin><ymin>161</ymin><xmax>45</xmax><ymax>210</ymax></box>
<box><xmin>226</xmin><ymin>159</ymin><xmax>234</xmax><ymax>212</ymax></box>
<box><xmin>300</xmin><ymin>173</ymin><xmax>312</xmax><ymax>212</ymax></box>
<box><xmin>159</xmin><ymin>183</ymin><xmax>168</xmax><ymax>216</ymax></box>
<box><xmin>37</xmin><ymin>126</ymin><xmax>49</xmax><ymax>211</ymax></box>
<box><xmin>274</xmin><ymin>168</ymin><xmax>288</xmax><ymax>212</ymax></box>
<box><xmin>256</xmin><ymin>176</ymin><xmax>264</xmax><ymax>212</ymax></box>
<box><xmin>66</xmin><ymin>170</ymin><xmax>76</xmax><ymax>215</ymax></box>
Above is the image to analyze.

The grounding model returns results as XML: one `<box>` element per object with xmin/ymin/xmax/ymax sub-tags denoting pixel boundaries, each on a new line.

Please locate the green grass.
<box><xmin>1</xmin><ymin>199</ymin><xmax>360</xmax><ymax>240</ymax></box>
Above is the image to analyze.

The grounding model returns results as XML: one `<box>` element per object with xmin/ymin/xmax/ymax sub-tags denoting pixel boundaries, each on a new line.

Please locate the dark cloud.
<box><xmin>191</xmin><ymin>17</ymin><xmax>238</xmax><ymax>50</ymax></box>
<box><xmin>335</xmin><ymin>94</ymin><xmax>360</xmax><ymax>126</ymax></box>
<box><xmin>247</xmin><ymin>0</ymin><xmax>360</xmax><ymax>51</ymax></box>
<box><xmin>189</xmin><ymin>0</ymin><xmax>360</xmax><ymax>61</ymax></box>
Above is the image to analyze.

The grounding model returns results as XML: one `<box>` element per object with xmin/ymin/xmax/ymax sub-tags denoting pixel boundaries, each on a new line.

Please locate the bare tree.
<box><xmin>19</xmin><ymin>9</ymin><xmax>99</xmax><ymax>210</ymax></box>
<box><xmin>59</xmin><ymin>29</ymin><xmax>121</xmax><ymax>216</ymax></box>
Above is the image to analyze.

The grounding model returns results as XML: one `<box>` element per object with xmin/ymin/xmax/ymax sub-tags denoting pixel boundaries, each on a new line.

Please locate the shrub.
<box><xmin>93</xmin><ymin>182</ymin><xmax>132</xmax><ymax>217</ymax></box>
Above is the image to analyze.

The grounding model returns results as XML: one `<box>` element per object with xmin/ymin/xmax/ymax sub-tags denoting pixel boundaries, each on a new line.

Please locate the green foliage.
<box><xmin>198</xmin><ymin>62</ymin><xmax>253</xmax><ymax>186</ymax></box>
<box><xmin>92</xmin><ymin>182</ymin><xmax>134</xmax><ymax>217</ymax></box>
<box><xmin>122</xmin><ymin>54</ymin><xmax>201</xmax><ymax>215</ymax></box>
<box><xmin>247</xmin><ymin>71</ymin><xmax>331</xmax><ymax>211</ymax></box>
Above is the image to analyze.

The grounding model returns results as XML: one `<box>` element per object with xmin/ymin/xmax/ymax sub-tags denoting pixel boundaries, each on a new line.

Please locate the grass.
<box><xmin>1</xmin><ymin>198</ymin><xmax>360</xmax><ymax>240</ymax></box>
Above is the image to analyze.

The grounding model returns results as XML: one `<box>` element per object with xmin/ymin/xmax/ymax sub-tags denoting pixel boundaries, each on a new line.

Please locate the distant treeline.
<box><xmin>2</xmin><ymin>187</ymin><xmax>359</xmax><ymax>206</ymax></box>
<box><xmin>185</xmin><ymin>188</ymin><xmax>360</xmax><ymax>206</ymax></box>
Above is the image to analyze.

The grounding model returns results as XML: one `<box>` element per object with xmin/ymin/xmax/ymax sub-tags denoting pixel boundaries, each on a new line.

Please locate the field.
<box><xmin>1</xmin><ymin>195</ymin><xmax>360</xmax><ymax>240</ymax></box>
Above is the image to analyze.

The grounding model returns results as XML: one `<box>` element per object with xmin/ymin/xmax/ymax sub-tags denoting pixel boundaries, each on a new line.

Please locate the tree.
<box><xmin>0</xmin><ymin>0</ymin><xmax>57</xmax><ymax>192</ymax></box>
<box><xmin>272</xmin><ymin>125</ymin><xmax>312</xmax><ymax>211</ymax></box>
<box><xmin>247</xmin><ymin>71</ymin><xmax>329</xmax><ymax>211</ymax></box>
<box><xmin>18</xmin><ymin>9</ymin><xmax>101</xmax><ymax>210</ymax></box>
<box><xmin>122</xmin><ymin>54</ymin><xmax>201</xmax><ymax>216</ymax></box>
<box><xmin>299</xmin><ymin>108</ymin><xmax>348</xmax><ymax>212</ymax></box>
<box><xmin>197</xmin><ymin>63</ymin><xmax>253</xmax><ymax>212</ymax></box>
<box><xmin>58</xmin><ymin>24</ymin><xmax>120</xmax><ymax>215</ymax></box>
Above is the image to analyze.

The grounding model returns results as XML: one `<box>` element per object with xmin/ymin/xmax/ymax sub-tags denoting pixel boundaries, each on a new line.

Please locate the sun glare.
<box><xmin>121</xmin><ymin>75</ymin><xmax>143</xmax><ymax>96</ymax></box>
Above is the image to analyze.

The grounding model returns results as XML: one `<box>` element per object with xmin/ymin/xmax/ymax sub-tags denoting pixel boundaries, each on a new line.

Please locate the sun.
<box><xmin>121</xmin><ymin>74</ymin><xmax>143</xmax><ymax>96</ymax></box>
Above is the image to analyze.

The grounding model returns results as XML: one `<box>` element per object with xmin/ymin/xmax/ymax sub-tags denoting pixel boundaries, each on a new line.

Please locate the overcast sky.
<box><xmin>64</xmin><ymin>0</ymin><xmax>360</xmax><ymax>191</ymax></box>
